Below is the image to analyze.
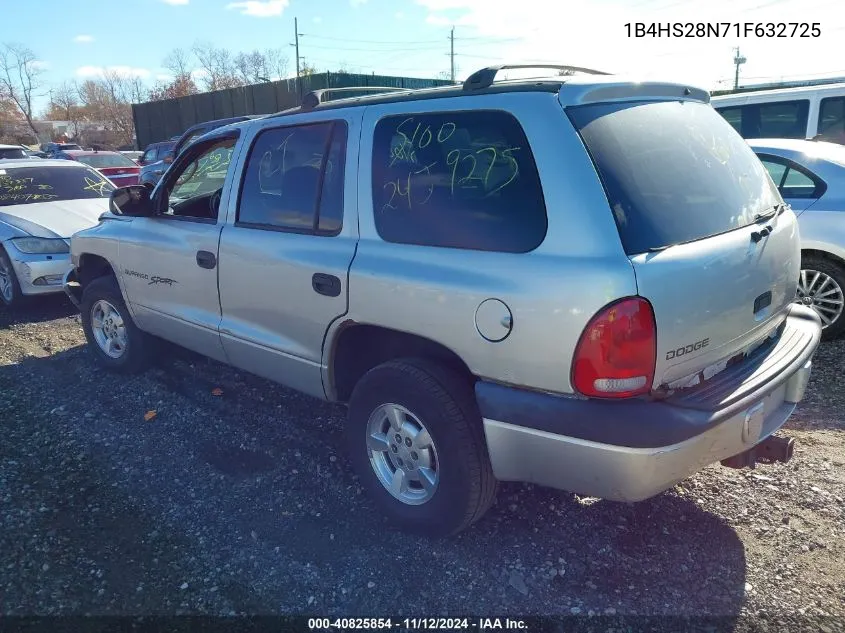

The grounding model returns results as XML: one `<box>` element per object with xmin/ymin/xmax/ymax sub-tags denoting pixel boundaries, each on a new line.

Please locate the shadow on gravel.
<box><xmin>0</xmin><ymin>294</ymin><xmax>77</xmax><ymax>328</ymax></box>
<box><xmin>2</xmin><ymin>346</ymin><xmax>748</xmax><ymax>617</ymax></box>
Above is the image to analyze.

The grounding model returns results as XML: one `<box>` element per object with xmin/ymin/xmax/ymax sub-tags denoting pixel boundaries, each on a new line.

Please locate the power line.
<box><xmin>300</xmin><ymin>33</ymin><xmax>444</xmax><ymax>45</ymax></box>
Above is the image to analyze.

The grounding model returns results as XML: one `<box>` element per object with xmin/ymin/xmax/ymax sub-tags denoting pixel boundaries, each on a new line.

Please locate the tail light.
<box><xmin>571</xmin><ymin>297</ymin><xmax>657</xmax><ymax>399</ymax></box>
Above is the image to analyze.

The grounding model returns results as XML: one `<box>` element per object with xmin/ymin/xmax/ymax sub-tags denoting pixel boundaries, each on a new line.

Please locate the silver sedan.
<box><xmin>749</xmin><ymin>139</ymin><xmax>845</xmax><ymax>339</ymax></box>
<box><xmin>0</xmin><ymin>160</ymin><xmax>113</xmax><ymax>307</ymax></box>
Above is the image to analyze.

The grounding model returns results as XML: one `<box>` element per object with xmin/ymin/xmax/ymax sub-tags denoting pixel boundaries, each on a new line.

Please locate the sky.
<box><xmin>3</xmin><ymin>0</ymin><xmax>845</xmax><ymax>114</ymax></box>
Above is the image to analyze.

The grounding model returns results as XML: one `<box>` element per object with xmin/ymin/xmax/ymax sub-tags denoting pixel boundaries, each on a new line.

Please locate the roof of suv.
<box><xmin>262</xmin><ymin>75</ymin><xmax>709</xmax><ymax>122</ymax></box>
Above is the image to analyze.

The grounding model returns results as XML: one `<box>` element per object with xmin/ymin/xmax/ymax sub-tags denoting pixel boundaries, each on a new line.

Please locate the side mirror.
<box><xmin>163</xmin><ymin>152</ymin><xmax>175</xmax><ymax>164</ymax></box>
<box><xmin>109</xmin><ymin>185</ymin><xmax>156</xmax><ymax>217</ymax></box>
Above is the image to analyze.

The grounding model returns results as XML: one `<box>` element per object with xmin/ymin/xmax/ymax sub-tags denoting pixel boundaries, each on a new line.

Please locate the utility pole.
<box><xmin>450</xmin><ymin>27</ymin><xmax>455</xmax><ymax>83</ymax></box>
<box><xmin>294</xmin><ymin>17</ymin><xmax>302</xmax><ymax>97</ymax></box>
<box><xmin>733</xmin><ymin>47</ymin><xmax>747</xmax><ymax>90</ymax></box>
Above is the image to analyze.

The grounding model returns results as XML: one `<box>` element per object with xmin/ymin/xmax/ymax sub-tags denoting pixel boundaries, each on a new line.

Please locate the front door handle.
<box><xmin>312</xmin><ymin>273</ymin><xmax>341</xmax><ymax>297</ymax></box>
<box><xmin>196</xmin><ymin>250</ymin><xmax>217</xmax><ymax>269</ymax></box>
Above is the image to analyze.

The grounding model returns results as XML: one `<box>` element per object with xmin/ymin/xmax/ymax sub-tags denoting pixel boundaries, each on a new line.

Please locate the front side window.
<box><xmin>0</xmin><ymin>165</ymin><xmax>114</xmax><ymax>207</ymax></box>
<box><xmin>161</xmin><ymin>137</ymin><xmax>237</xmax><ymax>220</ymax></box>
<box><xmin>371</xmin><ymin>110</ymin><xmax>547</xmax><ymax>252</ymax></box>
<box><xmin>237</xmin><ymin>121</ymin><xmax>347</xmax><ymax>234</ymax></box>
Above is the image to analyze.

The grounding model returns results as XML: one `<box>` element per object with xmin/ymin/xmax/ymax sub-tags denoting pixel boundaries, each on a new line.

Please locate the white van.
<box><xmin>711</xmin><ymin>83</ymin><xmax>845</xmax><ymax>144</ymax></box>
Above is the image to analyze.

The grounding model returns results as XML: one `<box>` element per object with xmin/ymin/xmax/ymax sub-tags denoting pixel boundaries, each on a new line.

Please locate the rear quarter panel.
<box><xmin>346</xmin><ymin>92</ymin><xmax>637</xmax><ymax>395</ymax></box>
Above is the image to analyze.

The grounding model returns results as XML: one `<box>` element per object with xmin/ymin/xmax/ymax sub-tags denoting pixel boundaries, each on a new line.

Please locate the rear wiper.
<box><xmin>646</xmin><ymin>243</ymin><xmax>674</xmax><ymax>252</ymax></box>
<box><xmin>753</xmin><ymin>203</ymin><xmax>787</xmax><ymax>223</ymax></box>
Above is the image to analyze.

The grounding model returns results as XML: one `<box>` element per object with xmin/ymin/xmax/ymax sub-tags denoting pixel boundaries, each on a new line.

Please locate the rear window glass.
<box><xmin>569</xmin><ymin>100</ymin><xmax>781</xmax><ymax>255</ymax></box>
<box><xmin>76</xmin><ymin>153</ymin><xmax>137</xmax><ymax>169</ymax></box>
<box><xmin>372</xmin><ymin>110</ymin><xmax>547</xmax><ymax>253</ymax></box>
<box><xmin>0</xmin><ymin>165</ymin><xmax>115</xmax><ymax>207</ymax></box>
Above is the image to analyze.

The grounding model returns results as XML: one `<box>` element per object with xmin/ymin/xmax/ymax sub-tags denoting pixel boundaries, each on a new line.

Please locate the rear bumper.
<box><xmin>477</xmin><ymin>304</ymin><xmax>822</xmax><ymax>502</ymax></box>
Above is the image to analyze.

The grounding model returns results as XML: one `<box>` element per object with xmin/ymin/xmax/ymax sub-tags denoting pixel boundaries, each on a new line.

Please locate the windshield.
<box><xmin>0</xmin><ymin>148</ymin><xmax>27</xmax><ymax>160</ymax></box>
<box><xmin>568</xmin><ymin>99</ymin><xmax>782</xmax><ymax>255</ymax></box>
<box><xmin>0</xmin><ymin>165</ymin><xmax>115</xmax><ymax>207</ymax></box>
<box><xmin>76</xmin><ymin>153</ymin><xmax>137</xmax><ymax>169</ymax></box>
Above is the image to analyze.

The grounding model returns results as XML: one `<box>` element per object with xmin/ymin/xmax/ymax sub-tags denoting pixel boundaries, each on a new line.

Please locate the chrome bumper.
<box><xmin>479</xmin><ymin>305</ymin><xmax>821</xmax><ymax>502</ymax></box>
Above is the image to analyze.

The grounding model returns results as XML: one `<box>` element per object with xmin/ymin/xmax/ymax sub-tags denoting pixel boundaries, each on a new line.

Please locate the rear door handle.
<box><xmin>312</xmin><ymin>273</ymin><xmax>341</xmax><ymax>297</ymax></box>
<box><xmin>196</xmin><ymin>250</ymin><xmax>217</xmax><ymax>269</ymax></box>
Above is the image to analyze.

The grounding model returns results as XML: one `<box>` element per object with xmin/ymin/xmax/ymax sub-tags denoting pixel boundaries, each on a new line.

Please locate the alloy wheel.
<box><xmin>365</xmin><ymin>403</ymin><xmax>440</xmax><ymax>505</ymax></box>
<box><xmin>797</xmin><ymin>268</ymin><xmax>845</xmax><ymax>329</ymax></box>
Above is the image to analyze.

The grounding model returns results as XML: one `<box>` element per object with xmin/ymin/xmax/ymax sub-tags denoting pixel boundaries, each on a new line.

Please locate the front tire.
<box><xmin>0</xmin><ymin>246</ymin><xmax>26</xmax><ymax>309</ymax></box>
<box><xmin>346</xmin><ymin>358</ymin><xmax>497</xmax><ymax>537</ymax></box>
<box><xmin>799</xmin><ymin>255</ymin><xmax>845</xmax><ymax>340</ymax></box>
<box><xmin>80</xmin><ymin>275</ymin><xmax>154</xmax><ymax>372</ymax></box>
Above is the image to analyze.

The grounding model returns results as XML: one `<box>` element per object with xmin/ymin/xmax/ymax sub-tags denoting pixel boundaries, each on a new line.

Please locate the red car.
<box><xmin>57</xmin><ymin>150</ymin><xmax>141</xmax><ymax>187</ymax></box>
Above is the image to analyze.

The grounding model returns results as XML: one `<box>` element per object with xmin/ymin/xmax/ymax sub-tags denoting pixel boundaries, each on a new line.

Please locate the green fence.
<box><xmin>132</xmin><ymin>72</ymin><xmax>453</xmax><ymax>149</ymax></box>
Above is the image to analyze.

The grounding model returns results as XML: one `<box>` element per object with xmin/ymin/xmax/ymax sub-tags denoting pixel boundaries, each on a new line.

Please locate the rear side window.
<box><xmin>714</xmin><ymin>100</ymin><xmax>809</xmax><ymax>139</ymax></box>
<box><xmin>0</xmin><ymin>148</ymin><xmax>27</xmax><ymax>159</ymax></box>
<box><xmin>818</xmin><ymin>97</ymin><xmax>845</xmax><ymax>143</ymax></box>
<box><xmin>758</xmin><ymin>155</ymin><xmax>824</xmax><ymax>199</ymax></box>
<box><xmin>371</xmin><ymin>110</ymin><xmax>547</xmax><ymax>253</ymax></box>
<box><xmin>570</xmin><ymin>100</ymin><xmax>781</xmax><ymax>254</ymax></box>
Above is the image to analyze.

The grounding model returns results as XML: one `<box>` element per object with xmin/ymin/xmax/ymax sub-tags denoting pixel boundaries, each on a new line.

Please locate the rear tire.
<box><xmin>800</xmin><ymin>255</ymin><xmax>845</xmax><ymax>341</ymax></box>
<box><xmin>346</xmin><ymin>358</ymin><xmax>497</xmax><ymax>537</ymax></box>
<box><xmin>80</xmin><ymin>275</ymin><xmax>155</xmax><ymax>372</ymax></box>
<box><xmin>0</xmin><ymin>246</ymin><xmax>27</xmax><ymax>309</ymax></box>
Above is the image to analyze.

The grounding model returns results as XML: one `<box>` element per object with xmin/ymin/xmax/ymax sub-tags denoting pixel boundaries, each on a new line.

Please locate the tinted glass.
<box><xmin>569</xmin><ymin>100</ymin><xmax>781</xmax><ymax>254</ymax></box>
<box><xmin>238</xmin><ymin>122</ymin><xmax>340</xmax><ymax>231</ymax></box>
<box><xmin>715</xmin><ymin>100</ymin><xmax>809</xmax><ymax>139</ymax></box>
<box><xmin>142</xmin><ymin>148</ymin><xmax>157</xmax><ymax>162</ymax></box>
<box><xmin>76</xmin><ymin>153</ymin><xmax>138</xmax><ymax>169</ymax></box>
<box><xmin>760</xmin><ymin>158</ymin><xmax>788</xmax><ymax>186</ymax></box>
<box><xmin>782</xmin><ymin>166</ymin><xmax>819</xmax><ymax>198</ymax></box>
<box><xmin>0</xmin><ymin>148</ymin><xmax>27</xmax><ymax>159</ymax></box>
<box><xmin>372</xmin><ymin>110</ymin><xmax>547</xmax><ymax>252</ymax></box>
<box><xmin>717</xmin><ymin>107</ymin><xmax>742</xmax><ymax>134</ymax></box>
<box><xmin>317</xmin><ymin>124</ymin><xmax>347</xmax><ymax>233</ymax></box>
<box><xmin>0</xmin><ymin>165</ymin><xmax>114</xmax><ymax>207</ymax></box>
<box><xmin>818</xmin><ymin>97</ymin><xmax>845</xmax><ymax>143</ymax></box>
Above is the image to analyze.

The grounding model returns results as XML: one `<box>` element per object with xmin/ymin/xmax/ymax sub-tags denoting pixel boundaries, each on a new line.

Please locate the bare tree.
<box><xmin>192</xmin><ymin>41</ymin><xmax>242</xmax><ymax>91</ymax></box>
<box><xmin>51</xmin><ymin>81</ymin><xmax>84</xmax><ymax>138</ymax></box>
<box><xmin>263</xmin><ymin>48</ymin><xmax>289</xmax><ymax>80</ymax></box>
<box><xmin>234</xmin><ymin>50</ymin><xmax>267</xmax><ymax>85</ymax></box>
<box><xmin>0</xmin><ymin>43</ymin><xmax>45</xmax><ymax>141</ymax></box>
<box><xmin>163</xmin><ymin>48</ymin><xmax>193</xmax><ymax>78</ymax></box>
<box><xmin>78</xmin><ymin>72</ymin><xmax>141</xmax><ymax>146</ymax></box>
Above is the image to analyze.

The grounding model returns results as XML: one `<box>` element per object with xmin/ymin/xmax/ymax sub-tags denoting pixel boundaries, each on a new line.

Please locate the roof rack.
<box><xmin>462</xmin><ymin>64</ymin><xmax>611</xmax><ymax>91</ymax></box>
<box><xmin>301</xmin><ymin>86</ymin><xmax>413</xmax><ymax>110</ymax></box>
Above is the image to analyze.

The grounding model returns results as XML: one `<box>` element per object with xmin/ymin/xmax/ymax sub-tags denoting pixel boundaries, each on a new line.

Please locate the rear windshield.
<box><xmin>76</xmin><ymin>153</ymin><xmax>137</xmax><ymax>169</ymax></box>
<box><xmin>0</xmin><ymin>148</ymin><xmax>27</xmax><ymax>160</ymax></box>
<box><xmin>0</xmin><ymin>165</ymin><xmax>115</xmax><ymax>207</ymax></box>
<box><xmin>568</xmin><ymin>100</ymin><xmax>781</xmax><ymax>255</ymax></box>
<box><xmin>60</xmin><ymin>144</ymin><xmax>82</xmax><ymax>150</ymax></box>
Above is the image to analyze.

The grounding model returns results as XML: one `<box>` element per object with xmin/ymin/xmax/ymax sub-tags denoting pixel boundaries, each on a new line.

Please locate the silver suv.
<box><xmin>64</xmin><ymin>65</ymin><xmax>822</xmax><ymax>536</ymax></box>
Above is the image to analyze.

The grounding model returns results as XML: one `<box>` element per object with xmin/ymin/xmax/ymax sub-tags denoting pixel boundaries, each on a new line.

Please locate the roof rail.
<box><xmin>463</xmin><ymin>64</ymin><xmax>611</xmax><ymax>91</ymax></box>
<box><xmin>301</xmin><ymin>86</ymin><xmax>412</xmax><ymax>110</ymax></box>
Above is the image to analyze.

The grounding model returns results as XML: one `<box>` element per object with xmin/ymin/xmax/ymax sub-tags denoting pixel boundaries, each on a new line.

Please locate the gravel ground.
<box><xmin>0</xmin><ymin>296</ymin><xmax>843</xmax><ymax>620</ymax></box>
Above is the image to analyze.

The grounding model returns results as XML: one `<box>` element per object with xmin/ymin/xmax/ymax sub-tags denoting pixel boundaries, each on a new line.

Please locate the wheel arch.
<box><xmin>325</xmin><ymin>321</ymin><xmax>476</xmax><ymax>403</ymax></box>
